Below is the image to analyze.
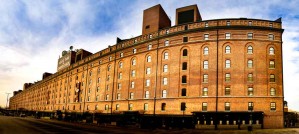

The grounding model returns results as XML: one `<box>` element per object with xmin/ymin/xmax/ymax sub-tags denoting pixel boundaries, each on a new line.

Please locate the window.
<box><xmin>105</xmin><ymin>94</ymin><xmax>109</xmax><ymax>101</ymax></box>
<box><xmin>205</xmin><ymin>22</ymin><xmax>209</xmax><ymax>27</ymax></box>
<box><xmin>145</xmin><ymin>25</ymin><xmax>150</xmax><ymax>29</ymax></box>
<box><xmin>109</xmin><ymin>56</ymin><xmax>112</xmax><ymax>61</ymax></box>
<box><xmin>225</xmin><ymin>87</ymin><xmax>230</xmax><ymax>95</ymax></box>
<box><xmin>181</xmin><ymin>88</ymin><xmax>187</xmax><ymax>96</ymax></box>
<box><xmin>119</xmin><ymin>62</ymin><xmax>123</xmax><ymax>68</ymax></box>
<box><xmin>118</xmin><ymin>83</ymin><xmax>122</xmax><ymax>89</ymax></box>
<box><xmin>183</xmin><ymin>37</ymin><xmax>188</xmax><ymax>42</ymax></box>
<box><xmin>270</xmin><ymin>88</ymin><xmax>276</xmax><ymax>96</ymax></box>
<box><xmin>225</xmin><ymin>33</ymin><xmax>231</xmax><ymax>39</ymax></box>
<box><xmin>203</xmin><ymin>47</ymin><xmax>209</xmax><ymax>55</ymax></box>
<box><xmin>269</xmin><ymin>34</ymin><xmax>274</xmax><ymax>40</ymax></box>
<box><xmin>182</xmin><ymin>49</ymin><xmax>188</xmax><ymax>56</ymax></box>
<box><xmin>202</xmin><ymin>102</ymin><xmax>207</xmax><ymax>111</ymax></box>
<box><xmin>248</xmin><ymin>21</ymin><xmax>252</xmax><ymax>26</ymax></box>
<box><xmin>145</xmin><ymin>91</ymin><xmax>150</xmax><ymax>98</ymax></box>
<box><xmin>202</xmin><ymin>88</ymin><xmax>208</xmax><ymax>96</ymax></box>
<box><xmin>182</xmin><ymin>76</ymin><xmax>187</xmax><ymax>84</ymax></box>
<box><xmin>203</xmin><ymin>74</ymin><xmax>208</xmax><ymax>83</ymax></box>
<box><xmin>163</xmin><ymin>77</ymin><xmax>168</xmax><ymax>85</ymax></box>
<box><xmin>203</xmin><ymin>60</ymin><xmax>208</xmax><ymax>69</ymax></box>
<box><xmin>133</xmin><ymin>48</ymin><xmax>137</xmax><ymax>54</ymax></box>
<box><xmin>269</xmin><ymin>23</ymin><xmax>273</xmax><ymax>28</ymax></box>
<box><xmin>147</xmin><ymin>44</ymin><xmax>152</xmax><ymax>50</ymax></box>
<box><xmin>131</xmin><ymin>70</ymin><xmax>136</xmax><ymax>77</ymax></box>
<box><xmin>165</xmin><ymin>40</ymin><xmax>169</xmax><ymax>46</ymax></box>
<box><xmin>248</xmin><ymin>102</ymin><xmax>254</xmax><ymax>111</ymax></box>
<box><xmin>225</xmin><ymin>60</ymin><xmax>231</xmax><ymax>68</ymax></box>
<box><xmin>147</xmin><ymin>56</ymin><xmax>151</xmax><ymax>62</ymax></box>
<box><xmin>107</xmin><ymin>75</ymin><xmax>110</xmax><ymax>81</ymax></box>
<box><xmin>164</xmin><ymin>52</ymin><xmax>169</xmax><ymax>60</ymax></box>
<box><xmin>117</xmin><ymin>93</ymin><xmax>121</xmax><ymax>100</ymax></box>
<box><xmin>269</xmin><ymin>47</ymin><xmax>275</xmax><ymax>55</ymax></box>
<box><xmin>166</xmin><ymin>29</ymin><xmax>169</xmax><ymax>34</ymax></box>
<box><xmin>184</xmin><ymin>25</ymin><xmax>188</xmax><ymax>30</ymax></box>
<box><xmin>146</xmin><ymin>67</ymin><xmax>151</xmax><ymax>74</ymax></box>
<box><xmin>161</xmin><ymin>103</ymin><xmax>166</xmax><ymax>111</ymax></box>
<box><xmin>131</xmin><ymin>82</ymin><xmax>135</xmax><ymax>88</ymax></box>
<box><xmin>247</xmin><ymin>46</ymin><xmax>253</xmax><ymax>54</ymax></box>
<box><xmin>118</xmin><ymin>73</ymin><xmax>122</xmax><ymax>79</ymax></box>
<box><xmin>106</xmin><ymin>85</ymin><xmax>109</xmax><ymax>90</ymax></box>
<box><xmin>146</xmin><ymin>79</ymin><xmax>150</xmax><ymax>87</ymax></box>
<box><xmin>270</xmin><ymin>74</ymin><xmax>275</xmax><ymax>82</ymax></box>
<box><xmin>204</xmin><ymin>34</ymin><xmax>209</xmax><ymax>40</ymax></box>
<box><xmin>162</xmin><ymin>90</ymin><xmax>167</xmax><ymax>98</ymax></box>
<box><xmin>225</xmin><ymin>73</ymin><xmax>231</xmax><ymax>82</ymax></box>
<box><xmin>182</xmin><ymin>62</ymin><xmax>187</xmax><ymax>70</ymax></box>
<box><xmin>95</xmin><ymin>105</ymin><xmax>98</xmax><ymax>110</ymax></box>
<box><xmin>129</xmin><ymin>92</ymin><xmax>134</xmax><ymax>99</ymax></box>
<box><xmin>134</xmin><ymin>39</ymin><xmax>137</xmax><ymax>43</ymax></box>
<box><xmin>149</xmin><ymin>34</ymin><xmax>152</xmax><ymax>39</ymax></box>
<box><xmin>248</xmin><ymin>73</ymin><xmax>253</xmax><ymax>82</ymax></box>
<box><xmin>108</xmin><ymin>65</ymin><xmax>111</xmax><ymax>71</ymax></box>
<box><xmin>96</xmin><ymin>95</ymin><xmax>99</xmax><ymax>101</ymax></box>
<box><xmin>181</xmin><ymin>102</ymin><xmax>186</xmax><ymax>111</ymax></box>
<box><xmin>248</xmin><ymin>87</ymin><xmax>253</xmax><ymax>96</ymax></box>
<box><xmin>247</xmin><ymin>33</ymin><xmax>253</xmax><ymax>39</ymax></box>
<box><xmin>225</xmin><ymin>102</ymin><xmax>230</xmax><ymax>111</ymax></box>
<box><xmin>163</xmin><ymin>65</ymin><xmax>168</xmax><ymax>73</ymax></box>
<box><xmin>87</xmin><ymin>96</ymin><xmax>90</xmax><ymax>102</ymax></box>
<box><xmin>116</xmin><ymin>104</ymin><xmax>119</xmax><ymax>110</ymax></box>
<box><xmin>225</xmin><ymin>46</ymin><xmax>231</xmax><ymax>53</ymax></box>
<box><xmin>247</xmin><ymin>60</ymin><xmax>253</xmax><ymax>68</ymax></box>
<box><xmin>105</xmin><ymin>105</ymin><xmax>109</xmax><ymax>110</ymax></box>
<box><xmin>270</xmin><ymin>60</ymin><xmax>275</xmax><ymax>69</ymax></box>
<box><xmin>226</xmin><ymin>21</ymin><xmax>231</xmax><ymax>26</ymax></box>
<box><xmin>270</xmin><ymin>102</ymin><xmax>276</xmax><ymax>111</ymax></box>
<box><xmin>120</xmin><ymin>52</ymin><xmax>124</xmax><ymax>58</ymax></box>
<box><xmin>132</xmin><ymin>59</ymin><xmax>136</xmax><ymax>65</ymax></box>
<box><xmin>129</xmin><ymin>103</ymin><xmax>133</xmax><ymax>110</ymax></box>
<box><xmin>144</xmin><ymin>103</ymin><xmax>148</xmax><ymax>111</ymax></box>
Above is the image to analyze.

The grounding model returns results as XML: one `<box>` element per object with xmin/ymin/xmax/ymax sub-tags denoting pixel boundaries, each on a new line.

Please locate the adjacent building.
<box><xmin>9</xmin><ymin>4</ymin><xmax>284</xmax><ymax>128</ymax></box>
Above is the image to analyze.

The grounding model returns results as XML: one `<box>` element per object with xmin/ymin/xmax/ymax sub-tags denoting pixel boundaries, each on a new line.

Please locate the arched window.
<box><xmin>203</xmin><ymin>47</ymin><xmax>209</xmax><ymax>55</ymax></box>
<box><xmin>225</xmin><ymin>60</ymin><xmax>231</xmax><ymax>68</ymax></box>
<box><xmin>269</xmin><ymin>47</ymin><xmax>275</xmax><ymax>55</ymax></box>
<box><xmin>225</xmin><ymin>46</ymin><xmax>231</xmax><ymax>54</ymax></box>
<box><xmin>270</xmin><ymin>60</ymin><xmax>275</xmax><ymax>68</ymax></box>
<box><xmin>182</xmin><ymin>62</ymin><xmax>187</xmax><ymax>70</ymax></box>
<box><xmin>247</xmin><ymin>46</ymin><xmax>253</xmax><ymax>54</ymax></box>
<box><xmin>270</xmin><ymin>88</ymin><xmax>276</xmax><ymax>96</ymax></box>
<box><xmin>248</xmin><ymin>73</ymin><xmax>253</xmax><ymax>82</ymax></box>
<box><xmin>162</xmin><ymin>90</ymin><xmax>167</xmax><ymax>98</ymax></box>
<box><xmin>120</xmin><ymin>52</ymin><xmax>124</xmax><ymax>57</ymax></box>
<box><xmin>119</xmin><ymin>62</ymin><xmax>123</xmax><ymax>68</ymax></box>
<box><xmin>182</xmin><ymin>75</ymin><xmax>187</xmax><ymax>84</ymax></box>
<box><xmin>132</xmin><ymin>59</ymin><xmax>136</xmax><ymax>65</ymax></box>
<box><xmin>183</xmin><ymin>49</ymin><xmax>188</xmax><ymax>56</ymax></box>
<box><xmin>248</xmin><ymin>60</ymin><xmax>253</xmax><ymax>68</ymax></box>
<box><xmin>163</xmin><ymin>64</ymin><xmax>168</xmax><ymax>72</ymax></box>
<box><xmin>133</xmin><ymin>48</ymin><xmax>137</xmax><ymax>54</ymax></box>
<box><xmin>181</xmin><ymin>88</ymin><xmax>187</xmax><ymax>96</ymax></box>
<box><xmin>164</xmin><ymin>52</ymin><xmax>169</xmax><ymax>60</ymax></box>
<box><xmin>147</xmin><ymin>55</ymin><xmax>151</xmax><ymax>62</ymax></box>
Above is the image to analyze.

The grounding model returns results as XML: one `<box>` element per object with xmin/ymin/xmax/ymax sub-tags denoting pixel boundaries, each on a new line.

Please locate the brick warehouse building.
<box><xmin>9</xmin><ymin>4</ymin><xmax>284</xmax><ymax>129</ymax></box>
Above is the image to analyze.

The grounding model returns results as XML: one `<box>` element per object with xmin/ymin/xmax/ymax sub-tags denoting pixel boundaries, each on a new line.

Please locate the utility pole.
<box><xmin>6</xmin><ymin>93</ymin><xmax>10</xmax><ymax>109</ymax></box>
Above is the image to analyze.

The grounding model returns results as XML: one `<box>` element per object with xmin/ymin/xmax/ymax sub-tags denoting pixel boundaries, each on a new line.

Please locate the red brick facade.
<box><xmin>9</xmin><ymin>5</ymin><xmax>284</xmax><ymax>128</ymax></box>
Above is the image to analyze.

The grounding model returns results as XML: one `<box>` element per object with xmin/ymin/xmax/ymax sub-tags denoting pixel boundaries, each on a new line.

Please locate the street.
<box><xmin>1</xmin><ymin>115</ymin><xmax>299</xmax><ymax>134</ymax></box>
<box><xmin>0</xmin><ymin>116</ymin><xmax>149</xmax><ymax>134</ymax></box>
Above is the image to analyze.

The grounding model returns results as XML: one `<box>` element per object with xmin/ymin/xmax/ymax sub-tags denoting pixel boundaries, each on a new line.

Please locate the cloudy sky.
<box><xmin>0</xmin><ymin>0</ymin><xmax>299</xmax><ymax>111</ymax></box>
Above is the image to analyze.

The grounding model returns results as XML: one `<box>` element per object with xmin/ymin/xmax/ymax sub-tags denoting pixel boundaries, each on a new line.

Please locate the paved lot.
<box><xmin>0</xmin><ymin>115</ymin><xmax>298</xmax><ymax>134</ymax></box>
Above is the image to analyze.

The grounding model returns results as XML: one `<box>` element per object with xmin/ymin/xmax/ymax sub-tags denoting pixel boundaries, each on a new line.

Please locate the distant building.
<box><xmin>9</xmin><ymin>4</ymin><xmax>284</xmax><ymax>128</ymax></box>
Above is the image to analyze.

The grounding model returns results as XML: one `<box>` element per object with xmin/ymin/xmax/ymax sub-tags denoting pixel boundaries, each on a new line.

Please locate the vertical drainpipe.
<box><xmin>154</xmin><ymin>30</ymin><xmax>160</xmax><ymax>116</ymax></box>
<box><xmin>215</xmin><ymin>21</ymin><xmax>219</xmax><ymax>130</ymax></box>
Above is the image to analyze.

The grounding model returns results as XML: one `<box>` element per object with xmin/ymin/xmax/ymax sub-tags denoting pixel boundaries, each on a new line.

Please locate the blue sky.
<box><xmin>1</xmin><ymin>0</ymin><xmax>299</xmax><ymax>111</ymax></box>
